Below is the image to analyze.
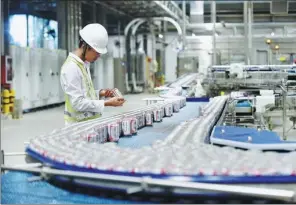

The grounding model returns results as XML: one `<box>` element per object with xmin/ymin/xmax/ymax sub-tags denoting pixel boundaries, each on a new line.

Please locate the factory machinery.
<box><xmin>2</xmin><ymin>71</ymin><xmax>296</xmax><ymax>203</ymax></box>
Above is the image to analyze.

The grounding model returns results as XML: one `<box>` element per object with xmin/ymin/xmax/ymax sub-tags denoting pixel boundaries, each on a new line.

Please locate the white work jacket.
<box><xmin>60</xmin><ymin>53</ymin><xmax>104</xmax><ymax>125</ymax></box>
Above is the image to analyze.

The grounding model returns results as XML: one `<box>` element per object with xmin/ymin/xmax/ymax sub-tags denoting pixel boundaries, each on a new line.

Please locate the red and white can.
<box><xmin>130</xmin><ymin>118</ymin><xmax>138</xmax><ymax>134</ymax></box>
<box><xmin>165</xmin><ymin>104</ymin><xmax>173</xmax><ymax>117</ymax></box>
<box><xmin>153</xmin><ymin>109</ymin><xmax>162</xmax><ymax>122</ymax></box>
<box><xmin>145</xmin><ymin>112</ymin><xmax>153</xmax><ymax>126</ymax></box>
<box><xmin>108</xmin><ymin>123</ymin><xmax>119</xmax><ymax>142</ymax></box>
<box><xmin>122</xmin><ymin>118</ymin><xmax>132</xmax><ymax>136</ymax></box>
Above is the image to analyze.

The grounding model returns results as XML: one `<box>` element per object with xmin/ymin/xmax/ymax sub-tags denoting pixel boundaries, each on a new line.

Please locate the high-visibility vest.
<box><xmin>62</xmin><ymin>56</ymin><xmax>101</xmax><ymax>123</ymax></box>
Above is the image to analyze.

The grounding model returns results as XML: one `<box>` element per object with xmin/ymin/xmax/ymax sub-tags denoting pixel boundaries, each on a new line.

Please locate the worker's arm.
<box><xmin>60</xmin><ymin>63</ymin><xmax>105</xmax><ymax>113</ymax></box>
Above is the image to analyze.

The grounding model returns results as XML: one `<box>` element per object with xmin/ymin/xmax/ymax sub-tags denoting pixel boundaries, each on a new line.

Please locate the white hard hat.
<box><xmin>79</xmin><ymin>23</ymin><xmax>108</xmax><ymax>54</ymax></box>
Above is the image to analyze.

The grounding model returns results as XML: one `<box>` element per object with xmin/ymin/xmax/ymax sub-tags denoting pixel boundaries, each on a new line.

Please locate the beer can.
<box><xmin>153</xmin><ymin>109</ymin><xmax>162</xmax><ymax>122</ymax></box>
<box><xmin>108</xmin><ymin>124</ymin><xmax>119</xmax><ymax>142</ymax></box>
<box><xmin>103</xmin><ymin>125</ymin><xmax>108</xmax><ymax>142</ymax></box>
<box><xmin>173</xmin><ymin>102</ymin><xmax>180</xmax><ymax>113</ymax></box>
<box><xmin>130</xmin><ymin>118</ymin><xmax>138</xmax><ymax>134</ymax></box>
<box><xmin>165</xmin><ymin>104</ymin><xmax>173</xmax><ymax>117</ymax></box>
<box><xmin>112</xmin><ymin>88</ymin><xmax>123</xmax><ymax>98</ymax></box>
<box><xmin>145</xmin><ymin>112</ymin><xmax>153</xmax><ymax>126</ymax></box>
<box><xmin>122</xmin><ymin>118</ymin><xmax>132</xmax><ymax>136</ymax></box>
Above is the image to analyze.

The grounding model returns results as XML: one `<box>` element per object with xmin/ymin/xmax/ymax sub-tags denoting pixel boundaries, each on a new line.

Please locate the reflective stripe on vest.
<box><xmin>62</xmin><ymin>56</ymin><xmax>101</xmax><ymax>123</ymax></box>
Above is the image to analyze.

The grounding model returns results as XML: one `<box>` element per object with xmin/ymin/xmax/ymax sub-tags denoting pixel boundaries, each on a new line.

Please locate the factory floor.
<box><xmin>1</xmin><ymin>93</ymin><xmax>156</xmax><ymax>166</ymax></box>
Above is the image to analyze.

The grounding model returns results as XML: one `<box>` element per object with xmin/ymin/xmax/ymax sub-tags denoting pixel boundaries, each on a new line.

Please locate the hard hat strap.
<box><xmin>81</xmin><ymin>43</ymin><xmax>88</xmax><ymax>61</ymax></box>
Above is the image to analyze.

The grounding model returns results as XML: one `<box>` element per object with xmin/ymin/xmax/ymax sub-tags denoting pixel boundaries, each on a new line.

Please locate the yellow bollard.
<box><xmin>3</xmin><ymin>104</ymin><xmax>10</xmax><ymax>114</ymax></box>
<box><xmin>220</xmin><ymin>91</ymin><xmax>225</xmax><ymax>96</ymax></box>
<box><xmin>10</xmin><ymin>89</ymin><xmax>15</xmax><ymax>103</ymax></box>
<box><xmin>2</xmin><ymin>89</ymin><xmax>10</xmax><ymax>104</ymax></box>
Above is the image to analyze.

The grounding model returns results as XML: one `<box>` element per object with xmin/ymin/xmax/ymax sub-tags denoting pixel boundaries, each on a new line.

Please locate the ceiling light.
<box><xmin>158</xmin><ymin>34</ymin><xmax>163</xmax><ymax>39</ymax></box>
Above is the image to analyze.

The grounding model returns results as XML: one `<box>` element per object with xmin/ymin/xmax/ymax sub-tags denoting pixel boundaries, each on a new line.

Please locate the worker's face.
<box><xmin>86</xmin><ymin>48</ymin><xmax>100</xmax><ymax>63</ymax></box>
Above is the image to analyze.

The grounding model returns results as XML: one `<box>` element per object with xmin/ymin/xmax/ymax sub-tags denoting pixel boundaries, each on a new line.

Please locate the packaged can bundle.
<box><xmin>145</xmin><ymin>112</ymin><xmax>153</xmax><ymax>126</ymax></box>
<box><xmin>122</xmin><ymin>118</ymin><xmax>132</xmax><ymax>136</ymax></box>
<box><xmin>153</xmin><ymin>109</ymin><xmax>162</xmax><ymax>122</ymax></box>
<box><xmin>108</xmin><ymin>123</ymin><xmax>120</xmax><ymax>142</ymax></box>
<box><xmin>130</xmin><ymin>117</ymin><xmax>138</xmax><ymax>134</ymax></box>
<box><xmin>112</xmin><ymin>88</ymin><xmax>123</xmax><ymax>98</ymax></box>
<box><xmin>139</xmin><ymin>112</ymin><xmax>145</xmax><ymax>128</ymax></box>
<box><xmin>165</xmin><ymin>104</ymin><xmax>173</xmax><ymax>117</ymax></box>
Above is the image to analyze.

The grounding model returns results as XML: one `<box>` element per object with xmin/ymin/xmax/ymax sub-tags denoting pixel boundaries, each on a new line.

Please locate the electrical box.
<box><xmin>1</xmin><ymin>56</ymin><xmax>13</xmax><ymax>85</ymax></box>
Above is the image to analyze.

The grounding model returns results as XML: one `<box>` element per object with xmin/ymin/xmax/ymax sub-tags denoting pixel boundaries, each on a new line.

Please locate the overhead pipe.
<box><xmin>187</xmin><ymin>22</ymin><xmax>296</xmax><ymax>30</ymax></box>
<box><xmin>124</xmin><ymin>18</ymin><xmax>144</xmax><ymax>93</ymax></box>
<box><xmin>125</xmin><ymin>17</ymin><xmax>183</xmax><ymax>93</ymax></box>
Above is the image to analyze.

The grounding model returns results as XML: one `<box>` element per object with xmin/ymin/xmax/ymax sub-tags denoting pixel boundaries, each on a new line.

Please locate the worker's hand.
<box><xmin>99</xmin><ymin>89</ymin><xmax>114</xmax><ymax>97</ymax></box>
<box><xmin>105</xmin><ymin>97</ymin><xmax>125</xmax><ymax>107</ymax></box>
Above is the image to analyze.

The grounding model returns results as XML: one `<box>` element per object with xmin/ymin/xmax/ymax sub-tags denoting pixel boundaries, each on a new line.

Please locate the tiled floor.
<box><xmin>1</xmin><ymin>93</ymin><xmax>156</xmax><ymax>165</ymax></box>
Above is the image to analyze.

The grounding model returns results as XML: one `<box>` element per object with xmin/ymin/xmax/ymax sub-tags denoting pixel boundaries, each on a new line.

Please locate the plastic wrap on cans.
<box><xmin>153</xmin><ymin>109</ymin><xmax>162</xmax><ymax>122</ymax></box>
<box><xmin>122</xmin><ymin>118</ymin><xmax>132</xmax><ymax>136</ymax></box>
<box><xmin>145</xmin><ymin>112</ymin><xmax>153</xmax><ymax>126</ymax></box>
<box><xmin>112</xmin><ymin>88</ymin><xmax>123</xmax><ymax>98</ymax></box>
<box><xmin>165</xmin><ymin>104</ymin><xmax>173</xmax><ymax>117</ymax></box>
<box><xmin>108</xmin><ymin>123</ymin><xmax>119</xmax><ymax>142</ymax></box>
<box><xmin>130</xmin><ymin>117</ymin><xmax>138</xmax><ymax>134</ymax></box>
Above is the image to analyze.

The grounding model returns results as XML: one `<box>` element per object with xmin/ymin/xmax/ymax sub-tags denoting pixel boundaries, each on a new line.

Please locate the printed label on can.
<box><xmin>122</xmin><ymin>119</ymin><xmax>132</xmax><ymax>136</ymax></box>
<box><xmin>108</xmin><ymin>124</ymin><xmax>118</xmax><ymax>142</ymax></box>
<box><xmin>145</xmin><ymin>113</ymin><xmax>153</xmax><ymax>126</ymax></box>
<box><xmin>130</xmin><ymin>118</ymin><xmax>138</xmax><ymax>134</ymax></box>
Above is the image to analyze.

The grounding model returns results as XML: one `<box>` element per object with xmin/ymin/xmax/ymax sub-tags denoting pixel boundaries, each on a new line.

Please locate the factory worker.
<box><xmin>60</xmin><ymin>23</ymin><xmax>125</xmax><ymax>125</ymax></box>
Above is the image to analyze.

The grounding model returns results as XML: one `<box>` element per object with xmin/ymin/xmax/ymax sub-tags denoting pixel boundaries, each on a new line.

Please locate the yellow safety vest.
<box><xmin>62</xmin><ymin>56</ymin><xmax>101</xmax><ymax>123</ymax></box>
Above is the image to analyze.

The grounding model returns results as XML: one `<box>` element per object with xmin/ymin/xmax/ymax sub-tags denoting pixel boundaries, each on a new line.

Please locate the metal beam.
<box><xmin>94</xmin><ymin>1</ymin><xmax>133</xmax><ymax>18</ymax></box>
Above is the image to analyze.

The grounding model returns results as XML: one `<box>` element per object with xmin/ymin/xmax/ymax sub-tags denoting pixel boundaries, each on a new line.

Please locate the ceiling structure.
<box><xmin>6</xmin><ymin>0</ymin><xmax>296</xmax><ymax>35</ymax></box>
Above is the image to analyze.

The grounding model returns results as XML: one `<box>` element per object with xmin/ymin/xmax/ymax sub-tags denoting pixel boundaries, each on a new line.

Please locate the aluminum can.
<box><xmin>130</xmin><ymin>118</ymin><xmax>138</xmax><ymax>134</ymax></box>
<box><xmin>145</xmin><ymin>112</ymin><xmax>153</xmax><ymax>126</ymax></box>
<box><xmin>112</xmin><ymin>88</ymin><xmax>123</xmax><ymax>98</ymax></box>
<box><xmin>122</xmin><ymin>118</ymin><xmax>132</xmax><ymax>136</ymax></box>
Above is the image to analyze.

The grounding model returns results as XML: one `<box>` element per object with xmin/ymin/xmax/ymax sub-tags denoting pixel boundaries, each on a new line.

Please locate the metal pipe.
<box><xmin>1</xmin><ymin>165</ymin><xmax>295</xmax><ymax>202</ymax></box>
<box><xmin>280</xmin><ymin>85</ymin><xmax>287</xmax><ymax>140</ymax></box>
<box><xmin>211</xmin><ymin>1</ymin><xmax>216</xmax><ymax>65</ymax></box>
<box><xmin>4</xmin><ymin>152</ymin><xmax>27</xmax><ymax>156</ymax></box>
<box><xmin>248</xmin><ymin>2</ymin><xmax>253</xmax><ymax>65</ymax></box>
<box><xmin>187</xmin><ymin>22</ymin><xmax>296</xmax><ymax>30</ymax></box>
<box><xmin>182</xmin><ymin>0</ymin><xmax>186</xmax><ymax>49</ymax></box>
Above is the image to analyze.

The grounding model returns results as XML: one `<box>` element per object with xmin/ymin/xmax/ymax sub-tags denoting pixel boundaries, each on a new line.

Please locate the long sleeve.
<box><xmin>60</xmin><ymin>61</ymin><xmax>105</xmax><ymax>113</ymax></box>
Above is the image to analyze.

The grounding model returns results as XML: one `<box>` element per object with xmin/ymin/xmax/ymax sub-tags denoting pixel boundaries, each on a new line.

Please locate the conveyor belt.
<box><xmin>2</xmin><ymin>102</ymin><xmax>206</xmax><ymax>204</ymax></box>
<box><xmin>118</xmin><ymin>102</ymin><xmax>204</xmax><ymax>148</ymax></box>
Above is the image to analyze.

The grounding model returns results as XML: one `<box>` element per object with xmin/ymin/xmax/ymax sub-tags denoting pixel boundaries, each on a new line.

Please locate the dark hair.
<box><xmin>79</xmin><ymin>35</ymin><xmax>86</xmax><ymax>48</ymax></box>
